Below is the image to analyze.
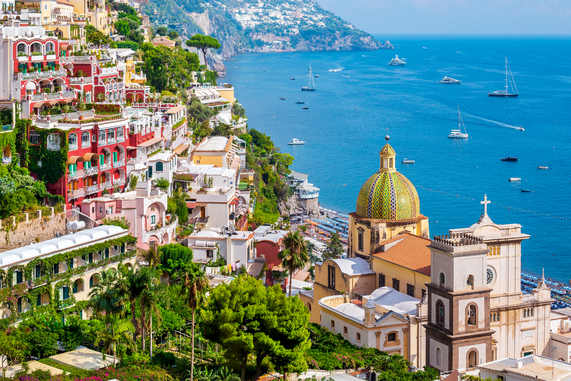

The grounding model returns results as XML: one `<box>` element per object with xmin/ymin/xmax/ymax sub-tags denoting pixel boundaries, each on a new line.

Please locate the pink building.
<box><xmin>80</xmin><ymin>190</ymin><xmax>178</xmax><ymax>249</ymax></box>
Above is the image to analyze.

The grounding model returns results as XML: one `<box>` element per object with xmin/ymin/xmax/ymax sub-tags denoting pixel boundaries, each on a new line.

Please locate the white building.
<box><xmin>187</xmin><ymin>228</ymin><xmax>255</xmax><ymax>267</ymax></box>
<box><xmin>478</xmin><ymin>355</ymin><xmax>571</xmax><ymax>381</ymax></box>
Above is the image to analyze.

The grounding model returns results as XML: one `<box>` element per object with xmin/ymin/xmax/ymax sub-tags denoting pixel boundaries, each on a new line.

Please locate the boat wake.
<box><xmin>329</xmin><ymin>68</ymin><xmax>343</xmax><ymax>72</ymax></box>
<box><xmin>463</xmin><ymin>113</ymin><xmax>524</xmax><ymax>131</ymax></box>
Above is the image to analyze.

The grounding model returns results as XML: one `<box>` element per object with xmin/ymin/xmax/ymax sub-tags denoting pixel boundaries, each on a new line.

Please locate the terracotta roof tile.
<box><xmin>371</xmin><ymin>233</ymin><xmax>432</xmax><ymax>276</ymax></box>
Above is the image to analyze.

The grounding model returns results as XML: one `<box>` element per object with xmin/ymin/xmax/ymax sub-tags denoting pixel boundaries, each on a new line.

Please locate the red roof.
<box><xmin>371</xmin><ymin>233</ymin><xmax>432</xmax><ymax>276</ymax></box>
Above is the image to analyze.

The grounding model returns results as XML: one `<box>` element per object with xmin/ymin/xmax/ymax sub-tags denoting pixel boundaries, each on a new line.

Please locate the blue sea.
<box><xmin>223</xmin><ymin>35</ymin><xmax>571</xmax><ymax>282</ymax></box>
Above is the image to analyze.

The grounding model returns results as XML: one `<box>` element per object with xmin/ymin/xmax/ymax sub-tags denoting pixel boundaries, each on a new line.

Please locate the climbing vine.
<box><xmin>15</xmin><ymin>117</ymin><xmax>30</xmax><ymax>168</ymax></box>
<box><xmin>28</xmin><ymin>128</ymin><xmax>69</xmax><ymax>184</ymax></box>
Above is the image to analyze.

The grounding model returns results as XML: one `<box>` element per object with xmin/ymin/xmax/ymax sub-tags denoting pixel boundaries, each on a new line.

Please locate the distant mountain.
<box><xmin>143</xmin><ymin>0</ymin><xmax>392</xmax><ymax>71</ymax></box>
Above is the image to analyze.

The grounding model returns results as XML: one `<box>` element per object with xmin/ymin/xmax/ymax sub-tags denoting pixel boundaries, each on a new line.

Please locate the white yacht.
<box><xmin>388</xmin><ymin>55</ymin><xmax>406</xmax><ymax>66</ymax></box>
<box><xmin>287</xmin><ymin>138</ymin><xmax>305</xmax><ymax>145</ymax></box>
<box><xmin>448</xmin><ymin>106</ymin><xmax>469</xmax><ymax>139</ymax></box>
<box><xmin>509</xmin><ymin>178</ymin><xmax>521</xmax><ymax>182</ymax></box>
<box><xmin>402</xmin><ymin>158</ymin><xmax>415</xmax><ymax>164</ymax></box>
<box><xmin>439</xmin><ymin>76</ymin><xmax>461</xmax><ymax>84</ymax></box>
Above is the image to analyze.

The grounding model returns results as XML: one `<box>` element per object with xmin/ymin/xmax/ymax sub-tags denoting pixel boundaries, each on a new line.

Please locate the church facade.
<box><xmin>425</xmin><ymin>198</ymin><xmax>552</xmax><ymax>371</ymax></box>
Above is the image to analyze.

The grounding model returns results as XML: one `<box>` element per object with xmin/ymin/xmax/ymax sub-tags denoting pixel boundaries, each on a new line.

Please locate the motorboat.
<box><xmin>448</xmin><ymin>106</ymin><xmax>469</xmax><ymax>139</ymax></box>
<box><xmin>388</xmin><ymin>55</ymin><xmax>406</xmax><ymax>66</ymax></box>
<box><xmin>509</xmin><ymin>178</ymin><xmax>521</xmax><ymax>182</ymax></box>
<box><xmin>296</xmin><ymin>100</ymin><xmax>305</xmax><ymax>104</ymax></box>
<box><xmin>302</xmin><ymin>106</ymin><xmax>309</xmax><ymax>110</ymax></box>
<box><xmin>302</xmin><ymin>64</ymin><xmax>316</xmax><ymax>91</ymax></box>
<box><xmin>516</xmin><ymin>127</ymin><xmax>525</xmax><ymax>131</ymax></box>
<box><xmin>287</xmin><ymin>138</ymin><xmax>305</xmax><ymax>145</ymax></box>
<box><xmin>315</xmin><ymin>75</ymin><xmax>319</xmax><ymax>78</ymax></box>
<box><xmin>538</xmin><ymin>166</ymin><xmax>549</xmax><ymax>170</ymax></box>
<box><xmin>402</xmin><ymin>159</ymin><xmax>415</xmax><ymax>164</ymax></box>
<box><xmin>488</xmin><ymin>57</ymin><xmax>518</xmax><ymax>97</ymax></box>
<box><xmin>290</xmin><ymin>78</ymin><xmax>295</xmax><ymax>80</ymax></box>
<box><xmin>501</xmin><ymin>157</ymin><xmax>518</xmax><ymax>162</ymax></box>
<box><xmin>439</xmin><ymin>76</ymin><xmax>461</xmax><ymax>84</ymax></box>
<box><xmin>521</xmin><ymin>189</ymin><xmax>532</xmax><ymax>193</ymax></box>
<box><xmin>279</xmin><ymin>97</ymin><xmax>286</xmax><ymax>100</ymax></box>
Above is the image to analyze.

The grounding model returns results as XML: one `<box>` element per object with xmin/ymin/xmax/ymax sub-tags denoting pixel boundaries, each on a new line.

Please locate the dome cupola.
<box><xmin>356</xmin><ymin>136</ymin><xmax>420</xmax><ymax>220</ymax></box>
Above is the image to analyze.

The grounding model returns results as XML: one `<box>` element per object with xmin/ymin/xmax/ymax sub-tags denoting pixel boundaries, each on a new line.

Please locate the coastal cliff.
<box><xmin>144</xmin><ymin>0</ymin><xmax>393</xmax><ymax>72</ymax></box>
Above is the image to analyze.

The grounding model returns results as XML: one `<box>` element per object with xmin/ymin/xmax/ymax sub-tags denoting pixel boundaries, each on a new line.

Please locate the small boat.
<box><xmin>501</xmin><ymin>157</ymin><xmax>518</xmax><ymax>162</ymax></box>
<box><xmin>290</xmin><ymin>78</ymin><xmax>295</xmax><ymax>80</ymax></box>
<box><xmin>302</xmin><ymin>64</ymin><xmax>316</xmax><ymax>91</ymax></box>
<box><xmin>488</xmin><ymin>57</ymin><xmax>518</xmax><ymax>97</ymax></box>
<box><xmin>402</xmin><ymin>159</ymin><xmax>415</xmax><ymax>164</ymax></box>
<box><xmin>538</xmin><ymin>166</ymin><xmax>549</xmax><ymax>170</ymax></box>
<box><xmin>448</xmin><ymin>106</ymin><xmax>469</xmax><ymax>139</ymax></box>
<box><xmin>521</xmin><ymin>189</ymin><xmax>532</xmax><ymax>193</ymax></box>
<box><xmin>516</xmin><ymin>127</ymin><xmax>525</xmax><ymax>131</ymax></box>
<box><xmin>279</xmin><ymin>97</ymin><xmax>286</xmax><ymax>100</ymax></box>
<box><xmin>302</xmin><ymin>106</ymin><xmax>309</xmax><ymax>110</ymax></box>
<box><xmin>295</xmin><ymin>100</ymin><xmax>305</xmax><ymax>104</ymax></box>
<box><xmin>388</xmin><ymin>55</ymin><xmax>406</xmax><ymax>66</ymax></box>
<box><xmin>315</xmin><ymin>75</ymin><xmax>319</xmax><ymax>78</ymax></box>
<box><xmin>287</xmin><ymin>138</ymin><xmax>305</xmax><ymax>145</ymax></box>
<box><xmin>509</xmin><ymin>178</ymin><xmax>521</xmax><ymax>182</ymax></box>
<box><xmin>439</xmin><ymin>76</ymin><xmax>461</xmax><ymax>84</ymax></box>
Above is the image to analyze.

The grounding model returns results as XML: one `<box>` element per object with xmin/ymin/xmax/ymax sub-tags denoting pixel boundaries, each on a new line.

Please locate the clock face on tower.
<box><xmin>487</xmin><ymin>267</ymin><xmax>495</xmax><ymax>284</ymax></box>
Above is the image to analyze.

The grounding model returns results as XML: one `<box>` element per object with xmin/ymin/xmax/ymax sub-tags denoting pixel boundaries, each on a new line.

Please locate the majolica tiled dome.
<box><xmin>356</xmin><ymin>140</ymin><xmax>420</xmax><ymax>220</ymax></box>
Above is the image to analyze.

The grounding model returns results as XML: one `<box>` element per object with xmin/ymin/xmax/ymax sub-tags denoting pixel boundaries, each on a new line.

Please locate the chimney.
<box><xmin>516</xmin><ymin>361</ymin><xmax>523</xmax><ymax>369</ymax></box>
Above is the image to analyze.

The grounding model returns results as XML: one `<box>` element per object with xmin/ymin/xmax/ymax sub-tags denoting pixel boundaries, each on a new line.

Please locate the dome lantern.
<box><xmin>379</xmin><ymin>135</ymin><xmax>396</xmax><ymax>173</ymax></box>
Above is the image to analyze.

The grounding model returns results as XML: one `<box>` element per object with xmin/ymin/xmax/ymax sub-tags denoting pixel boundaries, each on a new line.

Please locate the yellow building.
<box><xmin>348</xmin><ymin>136</ymin><xmax>429</xmax><ymax>260</ymax></box>
<box><xmin>191</xmin><ymin>136</ymin><xmax>237</xmax><ymax>168</ymax></box>
<box><xmin>299</xmin><ymin>257</ymin><xmax>376</xmax><ymax>324</ymax></box>
<box><xmin>218</xmin><ymin>86</ymin><xmax>235</xmax><ymax>104</ymax></box>
<box><xmin>370</xmin><ymin>233</ymin><xmax>432</xmax><ymax>300</ymax></box>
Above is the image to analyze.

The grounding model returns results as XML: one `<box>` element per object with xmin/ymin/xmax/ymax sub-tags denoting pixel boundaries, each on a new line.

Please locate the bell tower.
<box><xmin>425</xmin><ymin>233</ymin><xmax>494</xmax><ymax>372</ymax></box>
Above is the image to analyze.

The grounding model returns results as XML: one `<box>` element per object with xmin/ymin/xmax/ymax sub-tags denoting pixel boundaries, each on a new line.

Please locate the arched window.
<box><xmin>156</xmin><ymin>161</ymin><xmax>163</xmax><ymax>172</ymax></box>
<box><xmin>46</xmin><ymin>42</ymin><xmax>54</xmax><ymax>54</ymax></box>
<box><xmin>108</xmin><ymin>129</ymin><xmax>115</xmax><ymax>140</ymax></box>
<box><xmin>439</xmin><ymin>272</ymin><xmax>445</xmax><ymax>287</ymax></box>
<box><xmin>17</xmin><ymin>43</ymin><xmax>26</xmax><ymax>54</ymax></box>
<box><xmin>82</xmin><ymin>131</ymin><xmax>90</xmax><ymax>146</ymax></box>
<box><xmin>387</xmin><ymin>332</ymin><xmax>396</xmax><ymax>342</ymax></box>
<box><xmin>68</xmin><ymin>133</ymin><xmax>77</xmax><ymax>150</ymax></box>
<box><xmin>99</xmin><ymin>130</ymin><xmax>106</xmax><ymax>142</ymax></box>
<box><xmin>467</xmin><ymin>275</ymin><xmax>474</xmax><ymax>289</ymax></box>
<box><xmin>436</xmin><ymin>300</ymin><xmax>445</xmax><ymax>325</ymax></box>
<box><xmin>31</xmin><ymin>42</ymin><xmax>41</xmax><ymax>54</ymax></box>
<box><xmin>467</xmin><ymin>305</ymin><xmax>477</xmax><ymax>326</ymax></box>
<box><xmin>89</xmin><ymin>274</ymin><xmax>99</xmax><ymax>288</ymax></box>
<box><xmin>117</xmin><ymin>127</ymin><xmax>124</xmax><ymax>141</ymax></box>
<box><xmin>468</xmin><ymin>350</ymin><xmax>478</xmax><ymax>368</ymax></box>
<box><xmin>307</xmin><ymin>303</ymin><xmax>311</xmax><ymax>312</ymax></box>
<box><xmin>436</xmin><ymin>348</ymin><xmax>442</xmax><ymax>366</ymax></box>
<box><xmin>357</xmin><ymin>228</ymin><xmax>364</xmax><ymax>252</ymax></box>
<box><xmin>47</xmin><ymin>133</ymin><xmax>61</xmax><ymax>151</ymax></box>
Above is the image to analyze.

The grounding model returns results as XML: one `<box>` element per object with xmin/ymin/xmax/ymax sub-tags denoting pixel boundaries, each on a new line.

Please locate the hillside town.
<box><xmin>0</xmin><ymin>1</ymin><xmax>569</xmax><ymax>381</ymax></box>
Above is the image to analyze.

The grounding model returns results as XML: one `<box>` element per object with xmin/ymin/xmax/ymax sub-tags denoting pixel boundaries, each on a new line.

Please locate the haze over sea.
<box><xmin>224</xmin><ymin>35</ymin><xmax>571</xmax><ymax>282</ymax></box>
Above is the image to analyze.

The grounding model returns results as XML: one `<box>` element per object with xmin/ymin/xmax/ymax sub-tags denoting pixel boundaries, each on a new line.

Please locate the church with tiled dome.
<box><xmin>348</xmin><ymin>137</ymin><xmax>430</xmax><ymax>260</ymax></box>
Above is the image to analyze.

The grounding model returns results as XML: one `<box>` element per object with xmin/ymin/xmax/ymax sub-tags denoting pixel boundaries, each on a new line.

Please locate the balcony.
<box><xmin>99</xmin><ymin>162</ymin><xmax>111</xmax><ymax>171</ymax></box>
<box><xmin>68</xmin><ymin>189</ymin><xmax>84</xmax><ymax>198</ymax></box>
<box><xmin>84</xmin><ymin>166</ymin><xmax>98</xmax><ymax>176</ymax></box>
<box><xmin>113</xmin><ymin>177</ymin><xmax>125</xmax><ymax>186</ymax></box>
<box><xmin>143</xmin><ymin>216</ymin><xmax>178</xmax><ymax>243</ymax></box>
<box><xmin>85</xmin><ymin>184</ymin><xmax>99</xmax><ymax>194</ymax></box>
<box><xmin>47</xmin><ymin>143</ymin><xmax>60</xmax><ymax>151</ymax></box>
<box><xmin>30</xmin><ymin>91</ymin><xmax>76</xmax><ymax>103</ymax></box>
<box><xmin>69</xmin><ymin>143</ymin><xmax>78</xmax><ymax>151</ymax></box>
<box><xmin>31</xmin><ymin>93</ymin><xmax>44</xmax><ymax>101</ymax></box>
<box><xmin>82</xmin><ymin>141</ymin><xmax>91</xmax><ymax>149</ymax></box>
<box><xmin>107</xmin><ymin>138</ymin><xmax>116</xmax><ymax>145</ymax></box>
<box><xmin>113</xmin><ymin>159</ymin><xmax>125</xmax><ymax>168</ymax></box>
<box><xmin>69</xmin><ymin>77</ymin><xmax>94</xmax><ymax>84</ymax></box>
<box><xmin>99</xmin><ymin>181</ymin><xmax>112</xmax><ymax>191</ymax></box>
<box><xmin>98</xmin><ymin>139</ymin><xmax>107</xmax><ymax>146</ymax></box>
<box><xmin>117</xmin><ymin>135</ymin><xmax>125</xmax><ymax>143</ymax></box>
<box><xmin>68</xmin><ymin>170</ymin><xmax>83</xmax><ymax>180</ymax></box>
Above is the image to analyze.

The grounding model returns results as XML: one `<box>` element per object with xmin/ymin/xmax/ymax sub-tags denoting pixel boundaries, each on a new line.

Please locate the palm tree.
<box><xmin>138</xmin><ymin>267</ymin><xmax>163</xmax><ymax>355</ymax></box>
<box><xmin>94</xmin><ymin>317</ymin><xmax>135</xmax><ymax>367</ymax></box>
<box><xmin>88</xmin><ymin>268</ymin><xmax>124</xmax><ymax>316</ymax></box>
<box><xmin>116</xmin><ymin>264</ymin><xmax>145</xmax><ymax>342</ymax></box>
<box><xmin>137</xmin><ymin>245</ymin><xmax>161</xmax><ymax>267</ymax></box>
<box><xmin>179</xmin><ymin>263</ymin><xmax>208</xmax><ymax>381</ymax></box>
<box><xmin>278</xmin><ymin>230</ymin><xmax>309</xmax><ymax>297</ymax></box>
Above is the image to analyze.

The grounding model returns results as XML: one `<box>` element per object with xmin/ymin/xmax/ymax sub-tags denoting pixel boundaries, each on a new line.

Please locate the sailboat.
<box><xmin>302</xmin><ymin>64</ymin><xmax>316</xmax><ymax>91</ymax></box>
<box><xmin>488</xmin><ymin>57</ymin><xmax>518</xmax><ymax>98</ymax></box>
<box><xmin>448</xmin><ymin>106</ymin><xmax>469</xmax><ymax>139</ymax></box>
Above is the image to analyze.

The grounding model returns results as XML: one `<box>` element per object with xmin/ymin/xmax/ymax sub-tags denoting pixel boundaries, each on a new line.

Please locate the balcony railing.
<box><xmin>98</xmin><ymin>139</ymin><xmax>106</xmax><ymax>146</ymax></box>
<box><xmin>30</xmin><ymin>91</ymin><xmax>76</xmax><ymax>102</ymax></box>
<box><xmin>68</xmin><ymin>170</ymin><xmax>83</xmax><ymax>180</ymax></box>
<box><xmin>117</xmin><ymin>135</ymin><xmax>125</xmax><ymax>143</ymax></box>
<box><xmin>69</xmin><ymin>144</ymin><xmax>78</xmax><ymax>151</ymax></box>
<box><xmin>99</xmin><ymin>162</ymin><xmax>111</xmax><ymax>171</ymax></box>
<box><xmin>69</xmin><ymin>77</ymin><xmax>94</xmax><ymax>84</ymax></box>
<box><xmin>85</xmin><ymin>184</ymin><xmax>99</xmax><ymax>194</ymax></box>
<box><xmin>47</xmin><ymin>143</ymin><xmax>60</xmax><ymax>151</ymax></box>
<box><xmin>113</xmin><ymin>159</ymin><xmax>125</xmax><ymax>168</ymax></box>
<box><xmin>84</xmin><ymin>166</ymin><xmax>98</xmax><ymax>176</ymax></box>
<box><xmin>107</xmin><ymin>138</ymin><xmax>116</xmax><ymax>145</ymax></box>
<box><xmin>113</xmin><ymin>177</ymin><xmax>125</xmax><ymax>186</ymax></box>
<box><xmin>99</xmin><ymin>182</ymin><xmax>112</xmax><ymax>191</ymax></box>
<box><xmin>68</xmin><ymin>189</ymin><xmax>84</xmax><ymax>198</ymax></box>
<box><xmin>82</xmin><ymin>141</ymin><xmax>91</xmax><ymax>149</ymax></box>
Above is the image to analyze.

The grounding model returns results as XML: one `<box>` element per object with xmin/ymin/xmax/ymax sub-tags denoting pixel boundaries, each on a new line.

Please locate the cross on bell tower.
<box><xmin>481</xmin><ymin>194</ymin><xmax>491</xmax><ymax>216</ymax></box>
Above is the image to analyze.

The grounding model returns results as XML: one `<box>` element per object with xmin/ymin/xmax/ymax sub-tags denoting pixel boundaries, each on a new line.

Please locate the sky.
<box><xmin>315</xmin><ymin>0</ymin><xmax>571</xmax><ymax>35</ymax></box>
